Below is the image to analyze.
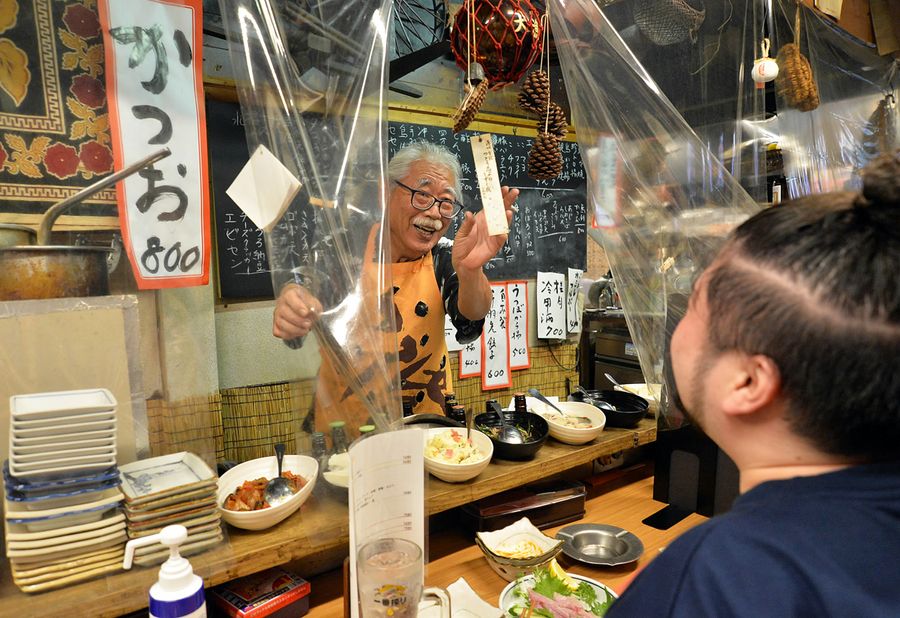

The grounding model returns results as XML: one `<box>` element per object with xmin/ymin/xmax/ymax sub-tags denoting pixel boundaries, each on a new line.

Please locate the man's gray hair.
<box><xmin>388</xmin><ymin>141</ymin><xmax>463</xmax><ymax>202</ymax></box>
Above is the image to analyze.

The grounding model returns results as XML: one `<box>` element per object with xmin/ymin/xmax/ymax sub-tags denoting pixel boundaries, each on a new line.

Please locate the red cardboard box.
<box><xmin>208</xmin><ymin>568</ymin><xmax>310</xmax><ymax>618</ymax></box>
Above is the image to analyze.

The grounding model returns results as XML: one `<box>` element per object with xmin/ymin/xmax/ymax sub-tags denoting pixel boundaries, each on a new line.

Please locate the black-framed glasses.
<box><xmin>394</xmin><ymin>180</ymin><xmax>463</xmax><ymax>219</ymax></box>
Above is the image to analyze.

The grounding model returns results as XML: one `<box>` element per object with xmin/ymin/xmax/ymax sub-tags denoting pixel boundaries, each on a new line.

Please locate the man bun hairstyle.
<box><xmin>703</xmin><ymin>149</ymin><xmax>900</xmax><ymax>462</ymax></box>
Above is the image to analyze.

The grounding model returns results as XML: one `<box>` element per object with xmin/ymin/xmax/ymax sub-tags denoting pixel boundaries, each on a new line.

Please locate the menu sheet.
<box><xmin>349</xmin><ymin>429</ymin><xmax>425</xmax><ymax>617</ymax></box>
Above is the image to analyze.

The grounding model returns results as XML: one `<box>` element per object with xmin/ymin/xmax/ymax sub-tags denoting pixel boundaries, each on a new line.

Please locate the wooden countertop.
<box><xmin>0</xmin><ymin>420</ymin><xmax>655</xmax><ymax>618</ymax></box>
<box><xmin>310</xmin><ymin>475</ymin><xmax>708</xmax><ymax>616</ymax></box>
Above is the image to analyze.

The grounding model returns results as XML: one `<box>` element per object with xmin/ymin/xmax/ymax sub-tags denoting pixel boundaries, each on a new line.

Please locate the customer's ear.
<box><xmin>721</xmin><ymin>354</ymin><xmax>781</xmax><ymax>417</ymax></box>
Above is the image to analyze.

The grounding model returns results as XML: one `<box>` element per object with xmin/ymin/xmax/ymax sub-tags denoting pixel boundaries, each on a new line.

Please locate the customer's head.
<box><xmin>671</xmin><ymin>150</ymin><xmax>900</xmax><ymax>462</ymax></box>
<box><xmin>387</xmin><ymin>142</ymin><xmax>463</xmax><ymax>261</ymax></box>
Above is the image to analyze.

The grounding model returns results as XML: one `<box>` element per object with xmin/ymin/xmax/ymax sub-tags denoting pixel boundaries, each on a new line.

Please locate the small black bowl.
<box><xmin>569</xmin><ymin>389</ymin><xmax>648</xmax><ymax>429</ymax></box>
<box><xmin>474</xmin><ymin>410</ymin><xmax>549</xmax><ymax>460</ymax></box>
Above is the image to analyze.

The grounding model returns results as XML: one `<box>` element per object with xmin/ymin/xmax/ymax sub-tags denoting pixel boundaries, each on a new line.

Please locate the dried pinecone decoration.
<box><xmin>528</xmin><ymin>132</ymin><xmax>563</xmax><ymax>180</ymax></box>
<box><xmin>518</xmin><ymin>69</ymin><xmax>550</xmax><ymax>115</ymax></box>
<box><xmin>453</xmin><ymin>80</ymin><xmax>488</xmax><ymax>133</ymax></box>
<box><xmin>544</xmin><ymin>102</ymin><xmax>568</xmax><ymax>139</ymax></box>
<box><xmin>452</xmin><ymin>79</ymin><xmax>488</xmax><ymax>133</ymax></box>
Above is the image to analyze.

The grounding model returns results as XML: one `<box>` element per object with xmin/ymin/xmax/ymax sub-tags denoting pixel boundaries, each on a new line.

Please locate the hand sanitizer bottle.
<box><xmin>123</xmin><ymin>525</ymin><xmax>207</xmax><ymax>618</ymax></box>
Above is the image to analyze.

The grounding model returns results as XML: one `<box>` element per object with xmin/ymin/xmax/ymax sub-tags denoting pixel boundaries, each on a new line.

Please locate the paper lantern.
<box><xmin>450</xmin><ymin>0</ymin><xmax>544</xmax><ymax>89</ymax></box>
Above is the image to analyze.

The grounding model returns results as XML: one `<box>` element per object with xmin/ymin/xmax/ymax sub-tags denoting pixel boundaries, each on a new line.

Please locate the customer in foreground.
<box><xmin>608</xmin><ymin>150</ymin><xmax>900</xmax><ymax>617</ymax></box>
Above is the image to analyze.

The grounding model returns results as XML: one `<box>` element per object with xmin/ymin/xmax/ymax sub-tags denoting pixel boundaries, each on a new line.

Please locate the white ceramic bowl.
<box><xmin>529</xmin><ymin>401</ymin><xmax>606</xmax><ymax>445</ymax></box>
<box><xmin>423</xmin><ymin>428</ymin><xmax>493</xmax><ymax>483</ymax></box>
<box><xmin>475</xmin><ymin>517</ymin><xmax>563</xmax><ymax>582</ymax></box>
<box><xmin>217</xmin><ymin>455</ymin><xmax>318</xmax><ymax>531</ymax></box>
<box><xmin>614</xmin><ymin>383</ymin><xmax>662</xmax><ymax>412</ymax></box>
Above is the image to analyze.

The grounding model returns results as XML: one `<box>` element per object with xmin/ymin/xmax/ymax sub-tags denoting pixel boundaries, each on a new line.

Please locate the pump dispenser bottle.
<box><xmin>123</xmin><ymin>524</ymin><xmax>207</xmax><ymax>618</ymax></box>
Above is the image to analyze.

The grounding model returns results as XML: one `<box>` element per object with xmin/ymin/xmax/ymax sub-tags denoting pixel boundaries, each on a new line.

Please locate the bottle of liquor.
<box><xmin>329</xmin><ymin>420</ymin><xmax>349</xmax><ymax>454</ymax></box>
<box><xmin>443</xmin><ymin>392</ymin><xmax>457</xmax><ymax>416</ymax></box>
<box><xmin>449</xmin><ymin>404</ymin><xmax>466</xmax><ymax>425</ymax></box>
<box><xmin>514</xmin><ymin>393</ymin><xmax>528</xmax><ymax>415</ymax></box>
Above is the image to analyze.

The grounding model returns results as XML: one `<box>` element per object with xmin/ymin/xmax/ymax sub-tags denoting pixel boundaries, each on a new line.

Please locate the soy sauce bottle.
<box><xmin>443</xmin><ymin>392</ymin><xmax>457</xmax><ymax>417</ymax></box>
<box><xmin>402</xmin><ymin>397</ymin><xmax>414</xmax><ymax>418</ymax></box>
<box><xmin>514</xmin><ymin>393</ymin><xmax>528</xmax><ymax>415</ymax></box>
<box><xmin>329</xmin><ymin>420</ymin><xmax>349</xmax><ymax>454</ymax></box>
<box><xmin>449</xmin><ymin>404</ymin><xmax>467</xmax><ymax>425</ymax></box>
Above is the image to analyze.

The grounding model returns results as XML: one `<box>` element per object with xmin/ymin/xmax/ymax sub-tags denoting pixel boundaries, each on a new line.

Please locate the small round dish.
<box><xmin>555</xmin><ymin>523</ymin><xmax>644</xmax><ymax>567</ymax></box>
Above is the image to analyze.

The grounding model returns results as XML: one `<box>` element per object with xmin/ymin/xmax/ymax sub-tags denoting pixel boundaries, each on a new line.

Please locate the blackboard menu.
<box><xmin>208</xmin><ymin>100</ymin><xmax>587</xmax><ymax>300</ymax></box>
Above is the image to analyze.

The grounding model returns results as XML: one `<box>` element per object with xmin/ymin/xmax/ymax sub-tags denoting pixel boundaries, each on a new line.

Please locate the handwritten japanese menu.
<box><xmin>482</xmin><ymin>284</ymin><xmax>511</xmax><ymax>390</ymax></box>
<box><xmin>537</xmin><ymin>272</ymin><xmax>566</xmax><ymax>340</ymax></box>
<box><xmin>99</xmin><ymin>0</ymin><xmax>209</xmax><ymax>289</ymax></box>
<box><xmin>567</xmin><ymin>268</ymin><xmax>584</xmax><ymax>333</ymax></box>
<box><xmin>470</xmin><ymin>134</ymin><xmax>509</xmax><ymax>236</ymax></box>
<box><xmin>507</xmin><ymin>281</ymin><xmax>530</xmax><ymax>369</ymax></box>
<box><xmin>443</xmin><ymin>314</ymin><xmax>464</xmax><ymax>353</ymax></box>
<box><xmin>459</xmin><ymin>337</ymin><xmax>482</xmax><ymax>378</ymax></box>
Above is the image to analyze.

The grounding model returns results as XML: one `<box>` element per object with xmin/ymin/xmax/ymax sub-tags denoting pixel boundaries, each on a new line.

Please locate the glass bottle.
<box><xmin>449</xmin><ymin>404</ymin><xmax>466</xmax><ymax>425</ymax></box>
<box><xmin>358</xmin><ymin>424</ymin><xmax>376</xmax><ymax>438</ymax></box>
<box><xmin>329</xmin><ymin>420</ymin><xmax>349</xmax><ymax>454</ymax></box>
<box><xmin>443</xmin><ymin>392</ymin><xmax>457</xmax><ymax>416</ymax></box>
<box><xmin>514</xmin><ymin>393</ymin><xmax>528</xmax><ymax>415</ymax></box>
<box><xmin>402</xmin><ymin>397</ymin><xmax>414</xmax><ymax>418</ymax></box>
<box><xmin>311</xmin><ymin>431</ymin><xmax>329</xmax><ymax>485</ymax></box>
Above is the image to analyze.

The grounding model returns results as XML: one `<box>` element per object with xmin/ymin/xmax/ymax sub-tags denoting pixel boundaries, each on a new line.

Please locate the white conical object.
<box><xmin>124</xmin><ymin>525</ymin><xmax>207</xmax><ymax>618</ymax></box>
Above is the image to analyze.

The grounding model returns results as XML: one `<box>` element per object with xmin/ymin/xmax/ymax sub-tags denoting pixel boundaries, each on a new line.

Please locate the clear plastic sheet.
<box><xmin>550</xmin><ymin>0</ymin><xmax>761</xmax><ymax>426</ymax></box>
<box><xmin>218</xmin><ymin>0</ymin><xmax>401</xmax><ymax>436</ymax></box>
<box><xmin>773</xmin><ymin>1</ymin><xmax>899</xmax><ymax>197</ymax></box>
<box><xmin>598</xmin><ymin>0</ymin><xmax>771</xmax><ymax>201</ymax></box>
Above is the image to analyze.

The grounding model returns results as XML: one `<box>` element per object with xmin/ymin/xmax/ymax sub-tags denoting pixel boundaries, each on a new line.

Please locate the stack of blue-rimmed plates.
<box><xmin>119</xmin><ymin>452</ymin><xmax>223</xmax><ymax>566</ymax></box>
<box><xmin>4</xmin><ymin>388</ymin><xmax>124</xmax><ymax>592</ymax></box>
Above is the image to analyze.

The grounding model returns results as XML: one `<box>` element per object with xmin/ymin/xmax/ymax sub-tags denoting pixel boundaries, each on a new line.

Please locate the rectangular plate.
<box><xmin>13</xmin><ymin>419</ymin><xmax>116</xmax><ymax>438</ymax></box>
<box><xmin>10</xmin><ymin>389</ymin><xmax>117</xmax><ymax>420</ymax></box>
<box><xmin>12</xmin><ymin>430</ymin><xmax>116</xmax><ymax>447</ymax></box>
<box><xmin>119</xmin><ymin>452</ymin><xmax>216</xmax><ymax>502</ymax></box>
<box><xmin>11</xmin><ymin>446</ymin><xmax>116</xmax><ymax>464</ymax></box>
<box><xmin>12</xmin><ymin>411</ymin><xmax>116</xmax><ymax>429</ymax></box>
<box><xmin>3</xmin><ymin>461</ymin><xmax>118</xmax><ymax>491</ymax></box>
<box><xmin>12</xmin><ymin>437</ymin><xmax>116</xmax><ymax>456</ymax></box>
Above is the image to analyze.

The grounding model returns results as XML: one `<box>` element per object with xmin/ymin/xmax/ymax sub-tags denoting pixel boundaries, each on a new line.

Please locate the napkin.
<box><xmin>418</xmin><ymin>577</ymin><xmax>502</xmax><ymax>618</ymax></box>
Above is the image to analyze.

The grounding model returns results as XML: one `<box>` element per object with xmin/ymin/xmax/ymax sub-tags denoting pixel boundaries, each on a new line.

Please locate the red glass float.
<box><xmin>450</xmin><ymin>0</ymin><xmax>544</xmax><ymax>89</ymax></box>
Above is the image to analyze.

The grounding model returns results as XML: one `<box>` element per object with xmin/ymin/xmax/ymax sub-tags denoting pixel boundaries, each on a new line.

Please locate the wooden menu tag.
<box><xmin>470</xmin><ymin>134</ymin><xmax>510</xmax><ymax>236</ymax></box>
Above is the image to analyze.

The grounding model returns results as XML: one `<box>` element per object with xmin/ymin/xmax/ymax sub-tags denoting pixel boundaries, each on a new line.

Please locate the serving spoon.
<box><xmin>528</xmin><ymin>388</ymin><xmax>595</xmax><ymax>425</ymax></box>
<box><xmin>489</xmin><ymin>400</ymin><xmax>524</xmax><ymax>444</ymax></box>
<box><xmin>264</xmin><ymin>443</ymin><xmax>294</xmax><ymax>507</ymax></box>
<box><xmin>604</xmin><ymin>373</ymin><xmax>640</xmax><ymax>396</ymax></box>
<box><xmin>574</xmin><ymin>385</ymin><xmax>616</xmax><ymax>412</ymax></box>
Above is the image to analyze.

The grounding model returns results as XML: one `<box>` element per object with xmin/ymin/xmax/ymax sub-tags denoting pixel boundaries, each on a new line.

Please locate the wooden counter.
<box><xmin>0</xmin><ymin>420</ymin><xmax>655</xmax><ymax>618</ymax></box>
<box><xmin>311</xmin><ymin>475</ymin><xmax>707</xmax><ymax>616</ymax></box>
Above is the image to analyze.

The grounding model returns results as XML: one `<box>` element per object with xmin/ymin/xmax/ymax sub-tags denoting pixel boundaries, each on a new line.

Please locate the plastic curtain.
<box><xmin>550</xmin><ymin>0</ymin><xmax>761</xmax><ymax>427</ymax></box>
<box><xmin>218</xmin><ymin>0</ymin><xmax>401</xmax><ymax>434</ymax></box>
<box><xmin>773</xmin><ymin>1</ymin><xmax>899</xmax><ymax>197</ymax></box>
<box><xmin>598</xmin><ymin>0</ymin><xmax>771</xmax><ymax>201</ymax></box>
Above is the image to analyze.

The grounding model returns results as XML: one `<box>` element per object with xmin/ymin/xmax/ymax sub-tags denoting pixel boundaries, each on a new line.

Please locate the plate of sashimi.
<box><xmin>500</xmin><ymin>564</ymin><xmax>618</xmax><ymax>617</ymax></box>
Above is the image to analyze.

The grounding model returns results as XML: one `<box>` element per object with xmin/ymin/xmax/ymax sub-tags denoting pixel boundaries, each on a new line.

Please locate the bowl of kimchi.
<box><xmin>216</xmin><ymin>454</ymin><xmax>318</xmax><ymax>530</ymax></box>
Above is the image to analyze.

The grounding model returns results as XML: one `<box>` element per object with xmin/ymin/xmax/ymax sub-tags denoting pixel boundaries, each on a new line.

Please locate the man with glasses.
<box><xmin>274</xmin><ymin>142</ymin><xmax>518</xmax><ymax>432</ymax></box>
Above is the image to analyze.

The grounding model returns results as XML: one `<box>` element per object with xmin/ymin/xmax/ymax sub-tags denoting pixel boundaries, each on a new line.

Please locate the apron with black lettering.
<box><xmin>314</xmin><ymin>227</ymin><xmax>452</xmax><ymax>435</ymax></box>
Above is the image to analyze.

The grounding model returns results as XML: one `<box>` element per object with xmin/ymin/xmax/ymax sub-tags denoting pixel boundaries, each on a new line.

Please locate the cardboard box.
<box><xmin>208</xmin><ymin>568</ymin><xmax>310</xmax><ymax>618</ymax></box>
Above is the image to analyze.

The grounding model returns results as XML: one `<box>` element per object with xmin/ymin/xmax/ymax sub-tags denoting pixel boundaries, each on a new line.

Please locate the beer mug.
<box><xmin>357</xmin><ymin>538</ymin><xmax>450</xmax><ymax>618</ymax></box>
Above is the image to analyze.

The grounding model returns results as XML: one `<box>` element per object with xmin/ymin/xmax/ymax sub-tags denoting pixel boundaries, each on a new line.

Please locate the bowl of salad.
<box><xmin>423</xmin><ymin>427</ymin><xmax>493</xmax><ymax>483</ymax></box>
<box><xmin>500</xmin><ymin>562</ymin><xmax>618</xmax><ymax>617</ymax></box>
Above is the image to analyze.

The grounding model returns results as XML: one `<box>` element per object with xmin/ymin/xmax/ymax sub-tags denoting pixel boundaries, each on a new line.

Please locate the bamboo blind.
<box><xmin>146</xmin><ymin>394</ymin><xmax>223</xmax><ymax>469</ymax></box>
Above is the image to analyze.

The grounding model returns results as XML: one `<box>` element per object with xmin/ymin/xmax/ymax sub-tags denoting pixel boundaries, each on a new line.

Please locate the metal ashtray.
<box><xmin>555</xmin><ymin>523</ymin><xmax>644</xmax><ymax>566</ymax></box>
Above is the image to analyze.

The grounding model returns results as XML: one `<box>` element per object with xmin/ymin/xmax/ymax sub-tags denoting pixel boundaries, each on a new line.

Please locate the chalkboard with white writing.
<box><xmin>208</xmin><ymin>100</ymin><xmax>587</xmax><ymax>300</ymax></box>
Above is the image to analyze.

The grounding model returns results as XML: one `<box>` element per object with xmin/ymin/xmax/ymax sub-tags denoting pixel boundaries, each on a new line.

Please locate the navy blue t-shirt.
<box><xmin>608</xmin><ymin>462</ymin><xmax>900</xmax><ymax>617</ymax></box>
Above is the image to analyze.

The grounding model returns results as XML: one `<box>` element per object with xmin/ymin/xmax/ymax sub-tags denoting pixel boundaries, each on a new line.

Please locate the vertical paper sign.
<box><xmin>567</xmin><ymin>268</ymin><xmax>584</xmax><ymax>333</ymax></box>
<box><xmin>588</xmin><ymin>135</ymin><xmax>619</xmax><ymax>229</ymax></box>
<box><xmin>444</xmin><ymin>313</ymin><xmax>464</xmax><ymax>353</ymax></box>
<box><xmin>507</xmin><ymin>280</ymin><xmax>530</xmax><ymax>370</ymax></box>
<box><xmin>99</xmin><ymin>0</ymin><xmax>210</xmax><ymax>289</ymax></box>
<box><xmin>458</xmin><ymin>337</ymin><xmax>482</xmax><ymax>378</ymax></box>
<box><xmin>537</xmin><ymin>271</ymin><xmax>566</xmax><ymax>340</ymax></box>
<box><xmin>470</xmin><ymin>134</ymin><xmax>509</xmax><ymax>236</ymax></box>
<box><xmin>482</xmin><ymin>283</ymin><xmax>511</xmax><ymax>390</ymax></box>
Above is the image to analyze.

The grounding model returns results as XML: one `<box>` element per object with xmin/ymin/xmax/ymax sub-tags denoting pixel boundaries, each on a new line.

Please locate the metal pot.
<box><xmin>0</xmin><ymin>224</ymin><xmax>36</xmax><ymax>248</ymax></box>
<box><xmin>0</xmin><ymin>148</ymin><xmax>170</xmax><ymax>301</ymax></box>
<box><xmin>0</xmin><ymin>246</ymin><xmax>110</xmax><ymax>300</ymax></box>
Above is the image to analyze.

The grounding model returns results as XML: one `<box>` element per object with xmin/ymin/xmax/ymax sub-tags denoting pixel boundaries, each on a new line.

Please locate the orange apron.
<box><xmin>314</xmin><ymin>227</ymin><xmax>452</xmax><ymax>436</ymax></box>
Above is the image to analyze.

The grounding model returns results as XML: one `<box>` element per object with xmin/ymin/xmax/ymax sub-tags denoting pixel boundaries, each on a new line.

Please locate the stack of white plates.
<box><xmin>4</xmin><ymin>486</ymin><xmax>125</xmax><ymax>593</ymax></box>
<box><xmin>8</xmin><ymin>389</ymin><xmax>117</xmax><ymax>481</ymax></box>
<box><xmin>119</xmin><ymin>452</ymin><xmax>223</xmax><ymax>566</ymax></box>
<box><xmin>4</xmin><ymin>388</ymin><xmax>125</xmax><ymax>592</ymax></box>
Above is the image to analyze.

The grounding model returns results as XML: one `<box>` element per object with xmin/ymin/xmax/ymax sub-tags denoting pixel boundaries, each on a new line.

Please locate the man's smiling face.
<box><xmin>388</xmin><ymin>161</ymin><xmax>457</xmax><ymax>262</ymax></box>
